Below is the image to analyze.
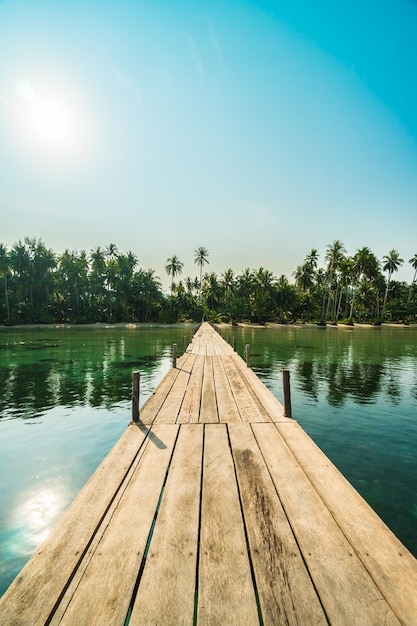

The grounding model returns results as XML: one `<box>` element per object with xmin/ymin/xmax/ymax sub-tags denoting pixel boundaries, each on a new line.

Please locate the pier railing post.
<box><xmin>172</xmin><ymin>343</ymin><xmax>177</xmax><ymax>368</ymax></box>
<box><xmin>132</xmin><ymin>370</ymin><xmax>140</xmax><ymax>422</ymax></box>
<box><xmin>282</xmin><ymin>370</ymin><xmax>292</xmax><ymax>418</ymax></box>
<box><xmin>245</xmin><ymin>344</ymin><xmax>250</xmax><ymax>367</ymax></box>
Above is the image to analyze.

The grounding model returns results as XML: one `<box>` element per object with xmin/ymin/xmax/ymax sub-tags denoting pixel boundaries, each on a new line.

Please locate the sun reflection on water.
<box><xmin>13</xmin><ymin>487</ymin><xmax>68</xmax><ymax>552</ymax></box>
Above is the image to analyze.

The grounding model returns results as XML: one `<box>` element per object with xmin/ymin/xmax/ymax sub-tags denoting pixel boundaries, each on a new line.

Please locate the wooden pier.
<box><xmin>1</xmin><ymin>322</ymin><xmax>417</xmax><ymax>625</ymax></box>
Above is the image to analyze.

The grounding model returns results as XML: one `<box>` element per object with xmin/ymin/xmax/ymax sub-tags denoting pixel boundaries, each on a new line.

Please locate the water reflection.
<box><xmin>0</xmin><ymin>328</ymin><xmax>181</xmax><ymax>420</ymax></box>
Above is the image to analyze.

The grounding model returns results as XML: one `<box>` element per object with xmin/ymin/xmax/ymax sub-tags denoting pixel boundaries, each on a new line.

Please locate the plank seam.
<box><xmin>124</xmin><ymin>425</ymin><xmax>182</xmax><ymax>626</ymax></box>
<box><xmin>272</xmin><ymin>422</ymin><xmax>406</xmax><ymax>619</ymax></box>
<box><xmin>226</xmin><ymin>424</ymin><xmax>264</xmax><ymax>626</ymax></box>
<box><xmin>193</xmin><ymin>424</ymin><xmax>205</xmax><ymax>626</ymax></box>
<box><xmin>250</xmin><ymin>423</ymin><xmax>331</xmax><ymax>624</ymax></box>
<box><xmin>44</xmin><ymin>428</ymin><xmax>153</xmax><ymax>626</ymax></box>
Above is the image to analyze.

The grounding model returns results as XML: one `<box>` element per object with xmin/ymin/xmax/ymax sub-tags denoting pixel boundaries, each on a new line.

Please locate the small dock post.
<box><xmin>172</xmin><ymin>343</ymin><xmax>177</xmax><ymax>368</ymax></box>
<box><xmin>282</xmin><ymin>369</ymin><xmax>292</xmax><ymax>418</ymax></box>
<box><xmin>132</xmin><ymin>370</ymin><xmax>140</xmax><ymax>422</ymax></box>
<box><xmin>245</xmin><ymin>344</ymin><xmax>250</xmax><ymax>367</ymax></box>
<box><xmin>182</xmin><ymin>335</ymin><xmax>186</xmax><ymax>354</ymax></box>
<box><xmin>233</xmin><ymin>337</ymin><xmax>236</xmax><ymax>351</ymax></box>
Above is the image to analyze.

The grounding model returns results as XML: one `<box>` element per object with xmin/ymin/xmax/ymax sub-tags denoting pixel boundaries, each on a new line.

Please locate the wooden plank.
<box><xmin>199</xmin><ymin>356</ymin><xmax>219</xmax><ymax>423</ymax></box>
<box><xmin>0</xmin><ymin>424</ymin><xmax>148</xmax><ymax>626</ymax></box>
<box><xmin>275</xmin><ymin>421</ymin><xmax>417</xmax><ymax>626</ymax></box>
<box><xmin>227</xmin><ymin>357</ymin><xmax>272</xmax><ymax>422</ymax></box>
<box><xmin>253</xmin><ymin>422</ymin><xmax>401</xmax><ymax>625</ymax></box>
<box><xmin>177</xmin><ymin>355</ymin><xmax>204</xmax><ymax>423</ymax></box>
<box><xmin>198</xmin><ymin>424</ymin><xmax>259</xmax><ymax>625</ymax></box>
<box><xmin>153</xmin><ymin>355</ymin><xmax>195</xmax><ymax>423</ymax></box>
<box><xmin>233</xmin><ymin>352</ymin><xmax>291</xmax><ymax>423</ymax></box>
<box><xmin>212</xmin><ymin>356</ymin><xmax>242</xmax><ymax>423</ymax></box>
<box><xmin>57</xmin><ymin>424</ymin><xmax>179</xmax><ymax>626</ymax></box>
<box><xmin>222</xmin><ymin>355</ymin><xmax>264</xmax><ymax>422</ymax></box>
<box><xmin>139</xmin><ymin>368</ymin><xmax>181</xmax><ymax>424</ymax></box>
<box><xmin>228</xmin><ymin>423</ymin><xmax>326</xmax><ymax>625</ymax></box>
<box><xmin>129</xmin><ymin>424</ymin><xmax>203</xmax><ymax>625</ymax></box>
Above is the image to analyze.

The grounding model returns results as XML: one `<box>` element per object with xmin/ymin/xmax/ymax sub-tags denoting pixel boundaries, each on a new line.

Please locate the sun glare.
<box><xmin>31</xmin><ymin>99</ymin><xmax>71</xmax><ymax>145</ymax></box>
<box><xmin>16</xmin><ymin>79</ymin><xmax>75</xmax><ymax>151</ymax></box>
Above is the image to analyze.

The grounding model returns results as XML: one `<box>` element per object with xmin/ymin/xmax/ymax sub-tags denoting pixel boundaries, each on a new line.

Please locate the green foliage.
<box><xmin>1</xmin><ymin>238</ymin><xmax>417</xmax><ymax>325</ymax></box>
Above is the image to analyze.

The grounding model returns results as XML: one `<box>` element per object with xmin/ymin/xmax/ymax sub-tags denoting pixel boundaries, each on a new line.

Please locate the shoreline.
<box><xmin>1</xmin><ymin>321</ymin><xmax>415</xmax><ymax>331</ymax></box>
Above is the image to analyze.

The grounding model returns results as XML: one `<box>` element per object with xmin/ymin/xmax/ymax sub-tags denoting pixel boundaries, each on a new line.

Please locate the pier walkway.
<box><xmin>1</xmin><ymin>323</ymin><xmax>417</xmax><ymax>625</ymax></box>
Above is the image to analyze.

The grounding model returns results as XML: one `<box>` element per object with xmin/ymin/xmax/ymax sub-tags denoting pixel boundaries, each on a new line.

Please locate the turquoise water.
<box><xmin>1</xmin><ymin>324</ymin><xmax>416</xmax><ymax>596</ymax></box>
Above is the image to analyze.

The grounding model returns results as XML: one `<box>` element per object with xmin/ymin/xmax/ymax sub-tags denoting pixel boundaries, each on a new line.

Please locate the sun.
<box><xmin>30</xmin><ymin>99</ymin><xmax>71</xmax><ymax>145</ymax></box>
<box><xmin>16</xmin><ymin>79</ymin><xmax>75</xmax><ymax>150</ymax></box>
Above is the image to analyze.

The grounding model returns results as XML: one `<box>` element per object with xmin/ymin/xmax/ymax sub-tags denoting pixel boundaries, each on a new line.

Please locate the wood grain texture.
<box><xmin>253</xmin><ymin>422</ymin><xmax>401</xmax><ymax>626</ymax></box>
<box><xmin>58</xmin><ymin>424</ymin><xmax>179</xmax><ymax>626</ymax></box>
<box><xmin>275</xmin><ymin>420</ymin><xmax>417</xmax><ymax>625</ymax></box>
<box><xmin>229</xmin><ymin>423</ymin><xmax>326</xmax><ymax>625</ymax></box>
<box><xmin>198</xmin><ymin>424</ymin><xmax>260</xmax><ymax>625</ymax></box>
<box><xmin>200</xmin><ymin>356</ymin><xmax>219</xmax><ymax>423</ymax></box>
<box><xmin>177</xmin><ymin>354</ymin><xmax>204</xmax><ymax>423</ymax></box>
<box><xmin>129</xmin><ymin>424</ymin><xmax>203</xmax><ymax>625</ymax></box>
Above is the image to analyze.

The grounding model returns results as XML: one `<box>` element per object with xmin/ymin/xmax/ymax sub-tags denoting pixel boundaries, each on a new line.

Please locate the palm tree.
<box><xmin>194</xmin><ymin>247</ymin><xmax>209</xmax><ymax>302</ymax></box>
<box><xmin>220</xmin><ymin>269</ymin><xmax>234</xmax><ymax>313</ymax></box>
<box><xmin>165</xmin><ymin>255</ymin><xmax>184</xmax><ymax>295</ymax></box>
<box><xmin>324</xmin><ymin>240</ymin><xmax>346</xmax><ymax>322</ymax></box>
<box><xmin>382</xmin><ymin>250</ymin><xmax>404</xmax><ymax>319</ymax></box>
<box><xmin>349</xmin><ymin>247</ymin><xmax>380</xmax><ymax>320</ymax></box>
<box><xmin>407</xmin><ymin>254</ymin><xmax>417</xmax><ymax>304</ymax></box>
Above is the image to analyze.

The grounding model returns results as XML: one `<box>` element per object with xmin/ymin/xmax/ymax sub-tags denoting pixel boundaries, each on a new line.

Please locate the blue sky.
<box><xmin>1</xmin><ymin>0</ymin><xmax>417</xmax><ymax>288</ymax></box>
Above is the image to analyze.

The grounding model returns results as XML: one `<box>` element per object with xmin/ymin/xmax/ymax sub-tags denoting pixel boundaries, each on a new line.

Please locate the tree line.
<box><xmin>0</xmin><ymin>238</ymin><xmax>416</xmax><ymax>325</ymax></box>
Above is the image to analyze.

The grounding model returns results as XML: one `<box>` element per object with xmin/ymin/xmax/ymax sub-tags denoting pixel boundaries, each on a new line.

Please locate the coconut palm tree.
<box><xmin>382</xmin><ymin>250</ymin><xmax>404</xmax><ymax>319</ymax></box>
<box><xmin>407</xmin><ymin>254</ymin><xmax>417</xmax><ymax>304</ymax></box>
<box><xmin>165</xmin><ymin>255</ymin><xmax>184</xmax><ymax>295</ymax></box>
<box><xmin>349</xmin><ymin>247</ymin><xmax>380</xmax><ymax>320</ymax></box>
<box><xmin>324</xmin><ymin>240</ymin><xmax>346</xmax><ymax>322</ymax></box>
<box><xmin>194</xmin><ymin>247</ymin><xmax>209</xmax><ymax>302</ymax></box>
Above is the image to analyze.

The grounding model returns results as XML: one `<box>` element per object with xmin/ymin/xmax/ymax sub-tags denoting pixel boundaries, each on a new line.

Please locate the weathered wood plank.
<box><xmin>227</xmin><ymin>357</ymin><xmax>272</xmax><ymax>422</ymax></box>
<box><xmin>129</xmin><ymin>424</ymin><xmax>203</xmax><ymax>625</ymax></box>
<box><xmin>177</xmin><ymin>355</ymin><xmax>204</xmax><ymax>423</ymax></box>
<box><xmin>139</xmin><ymin>367</ymin><xmax>181</xmax><ymax>424</ymax></box>
<box><xmin>198</xmin><ymin>424</ymin><xmax>260</xmax><ymax>625</ymax></box>
<box><xmin>153</xmin><ymin>354</ymin><xmax>195</xmax><ymax>423</ymax></box>
<box><xmin>232</xmin><ymin>351</ymin><xmax>290</xmax><ymax>423</ymax></box>
<box><xmin>0</xmin><ymin>424</ymin><xmax>149</xmax><ymax>626</ymax></box>
<box><xmin>222</xmin><ymin>355</ymin><xmax>264</xmax><ymax>422</ymax></box>
<box><xmin>253</xmin><ymin>422</ymin><xmax>401</xmax><ymax>625</ymax></box>
<box><xmin>275</xmin><ymin>420</ymin><xmax>417</xmax><ymax>626</ymax></box>
<box><xmin>212</xmin><ymin>356</ymin><xmax>242</xmax><ymax>423</ymax></box>
<box><xmin>57</xmin><ymin>424</ymin><xmax>179</xmax><ymax>626</ymax></box>
<box><xmin>228</xmin><ymin>423</ymin><xmax>327</xmax><ymax>625</ymax></box>
<box><xmin>199</xmin><ymin>356</ymin><xmax>219</xmax><ymax>423</ymax></box>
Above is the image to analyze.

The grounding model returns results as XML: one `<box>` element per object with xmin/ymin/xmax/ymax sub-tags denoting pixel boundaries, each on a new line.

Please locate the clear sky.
<box><xmin>1</xmin><ymin>0</ymin><xmax>417</xmax><ymax>288</ymax></box>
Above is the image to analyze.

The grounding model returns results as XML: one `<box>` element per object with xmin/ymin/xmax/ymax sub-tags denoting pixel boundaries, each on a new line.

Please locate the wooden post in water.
<box><xmin>245</xmin><ymin>344</ymin><xmax>250</xmax><ymax>367</ymax></box>
<box><xmin>233</xmin><ymin>337</ymin><xmax>236</xmax><ymax>352</ymax></box>
<box><xmin>132</xmin><ymin>370</ymin><xmax>140</xmax><ymax>422</ymax></box>
<box><xmin>182</xmin><ymin>335</ymin><xmax>186</xmax><ymax>354</ymax></box>
<box><xmin>172</xmin><ymin>343</ymin><xmax>177</xmax><ymax>368</ymax></box>
<box><xmin>282</xmin><ymin>370</ymin><xmax>292</xmax><ymax>418</ymax></box>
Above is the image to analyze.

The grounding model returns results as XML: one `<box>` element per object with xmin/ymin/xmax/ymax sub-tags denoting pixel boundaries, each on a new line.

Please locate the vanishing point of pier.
<box><xmin>1</xmin><ymin>322</ymin><xmax>417</xmax><ymax>625</ymax></box>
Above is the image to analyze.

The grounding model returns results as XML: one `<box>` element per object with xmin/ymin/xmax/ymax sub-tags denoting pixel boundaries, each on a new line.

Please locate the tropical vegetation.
<box><xmin>0</xmin><ymin>237</ymin><xmax>416</xmax><ymax>326</ymax></box>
